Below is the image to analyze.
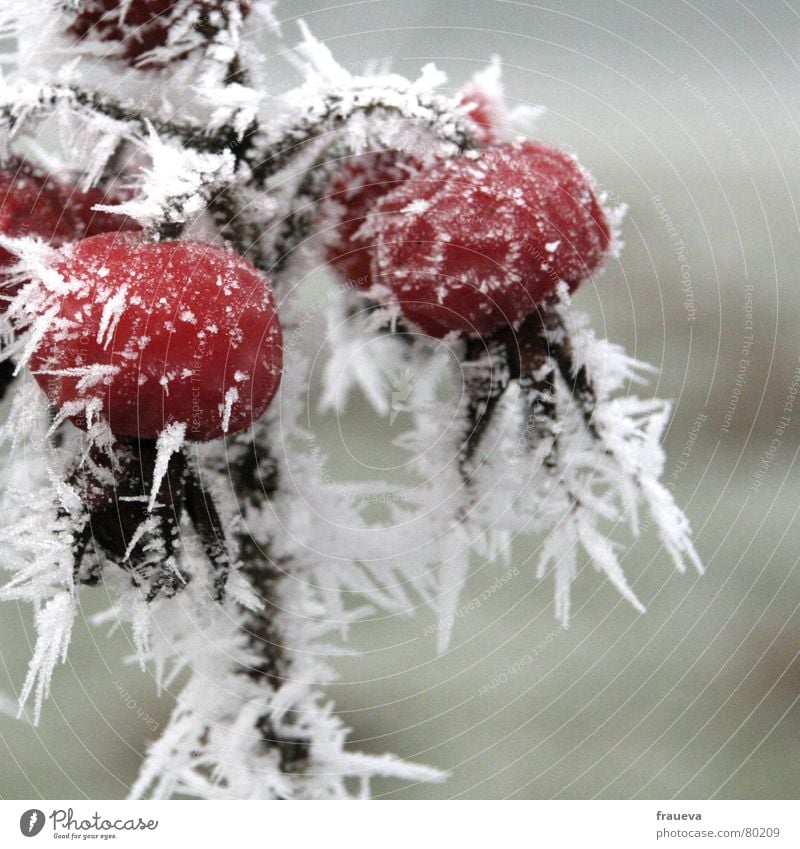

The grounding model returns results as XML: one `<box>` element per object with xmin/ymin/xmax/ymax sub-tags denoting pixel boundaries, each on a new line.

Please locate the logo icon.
<box><xmin>19</xmin><ymin>809</ymin><xmax>45</xmax><ymax>837</ymax></box>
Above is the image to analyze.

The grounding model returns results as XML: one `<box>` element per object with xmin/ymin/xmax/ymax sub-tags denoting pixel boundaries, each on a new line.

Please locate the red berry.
<box><xmin>68</xmin><ymin>0</ymin><xmax>250</xmax><ymax>69</ymax></box>
<box><xmin>319</xmin><ymin>82</ymin><xmax>506</xmax><ymax>291</ymax></box>
<box><xmin>0</xmin><ymin>161</ymin><xmax>136</xmax><ymax>311</ymax></box>
<box><xmin>0</xmin><ymin>162</ymin><xmax>78</xmax><ymax>264</ymax></box>
<box><xmin>66</xmin><ymin>184</ymin><xmax>138</xmax><ymax>240</ymax></box>
<box><xmin>30</xmin><ymin>233</ymin><xmax>283</xmax><ymax>441</ymax></box>
<box><xmin>370</xmin><ymin>141</ymin><xmax>611</xmax><ymax>337</ymax></box>
<box><xmin>320</xmin><ymin>153</ymin><xmax>420</xmax><ymax>289</ymax></box>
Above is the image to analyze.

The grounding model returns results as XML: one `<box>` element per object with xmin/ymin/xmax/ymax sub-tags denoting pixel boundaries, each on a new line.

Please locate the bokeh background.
<box><xmin>2</xmin><ymin>0</ymin><xmax>800</xmax><ymax>799</ymax></box>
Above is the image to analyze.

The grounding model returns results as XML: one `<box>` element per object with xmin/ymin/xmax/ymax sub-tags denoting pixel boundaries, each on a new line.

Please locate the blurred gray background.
<box><xmin>2</xmin><ymin>0</ymin><xmax>800</xmax><ymax>799</ymax></box>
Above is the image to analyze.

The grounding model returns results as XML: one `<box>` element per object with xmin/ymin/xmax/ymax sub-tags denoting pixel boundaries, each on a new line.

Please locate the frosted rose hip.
<box><xmin>371</xmin><ymin>140</ymin><xmax>610</xmax><ymax>336</ymax></box>
<box><xmin>0</xmin><ymin>161</ymin><xmax>136</xmax><ymax>311</ymax></box>
<box><xmin>30</xmin><ymin>233</ymin><xmax>283</xmax><ymax>441</ymax></box>
<box><xmin>320</xmin><ymin>87</ymin><xmax>507</xmax><ymax>290</ymax></box>
<box><xmin>0</xmin><ymin>163</ymin><xmax>76</xmax><ymax>252</ymax></box>
<box><xmin>320</xmin><ymin>153</ymin><xmax>420</xmax><ymax>289</ymax></box>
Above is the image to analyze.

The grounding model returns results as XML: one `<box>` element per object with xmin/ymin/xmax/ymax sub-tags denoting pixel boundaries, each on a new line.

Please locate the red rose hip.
<box><xmin>371</xmin><ymin>140</ymin><xmax>611</xmax><ymax>337</ymax></box>
<box><xmin>0</xmin><ymin>163</ymin><xmax>76</xmax><ymax>255</ymax></box>
<box><xmin>0</xmin><ymin>165</ymin><xmax>75</xmax><ymax>313</ymax></box>
<box><xmin>0</xmin><ymin>161</ymin><xmax>136</xmax><ymax>312</ymax></box>
<box><xmin>65</xmin><ymin>184</ymin><xmax>138</xmax><ymax>240</ymax></box>
<box><xmin>30</xmin><ymin>233</ymin><xmax>283</xmax><ymax>441</ymax></box>
<box><xmin>319</xmin><ymin>89</ymin><xmax>504</xmax><ymax>290</ymax></box>
<box><xmin>320</xmin><ymin>152</ymin><xmax>420</xmax><ymax>290</ymax></box>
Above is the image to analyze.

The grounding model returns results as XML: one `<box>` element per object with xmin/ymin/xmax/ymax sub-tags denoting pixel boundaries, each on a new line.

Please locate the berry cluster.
<box><xmin>1</xmin><ymin>70</ymin><xmax>609</xmax><ymax>447</ymax></box>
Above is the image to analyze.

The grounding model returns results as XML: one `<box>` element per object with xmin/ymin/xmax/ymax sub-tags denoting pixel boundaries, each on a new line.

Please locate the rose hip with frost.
<box><xmin>30</xmin><ymin>232</ymin><xmax>283</xmax><ymax>441</ymax></box>
<box><xmin>370</xmin><ymin>140</ymin><xmax>611</xmax><ymax>337</ymax></box>
<box><xmin>0</xmin><ymin>160</ymin><xmax>137</xmax><ymax>310</ymax></box>
<box><xmin>320</xmin><ymin>89</ymin><xmax>505</xmax><ymax>290</ymax></box>
<box><xmin>321</xmin><ymin>153</ymin><xmax>421</xmax><ymax>289</ymax></box>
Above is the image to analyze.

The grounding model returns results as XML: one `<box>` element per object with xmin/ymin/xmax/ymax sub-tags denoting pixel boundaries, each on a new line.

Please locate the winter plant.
<box><xmin>0</xmin><ymin>1</ymin><xmax>702</xmax><ymax>799</ymax></box>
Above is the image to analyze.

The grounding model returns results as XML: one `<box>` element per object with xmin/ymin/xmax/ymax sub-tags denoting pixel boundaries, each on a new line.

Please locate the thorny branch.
<box><xmin>224</xmin><ymin>435</ymin><xmax>311</xmax><ymax>773</ymax></box>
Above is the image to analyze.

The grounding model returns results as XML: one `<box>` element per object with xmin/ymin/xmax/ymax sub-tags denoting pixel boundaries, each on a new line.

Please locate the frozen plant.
<box><xmin>0</xmin><ymin>0</ymin><xmax>701</xmax><ymax>799</ymax></box>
